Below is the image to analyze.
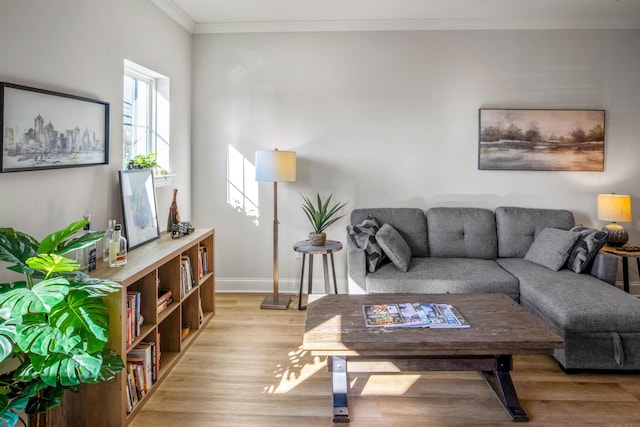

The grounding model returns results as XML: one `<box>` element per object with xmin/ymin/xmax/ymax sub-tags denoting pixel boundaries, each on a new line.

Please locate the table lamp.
<box><xmin>255</xmin><ymin>149</ymin><xmax>297</xmax><ymax>309</ymax></box>
<box><xmin>597</xmin><ymin>193</ymin><xmax>632</xmax><ymax>247</ymax></box>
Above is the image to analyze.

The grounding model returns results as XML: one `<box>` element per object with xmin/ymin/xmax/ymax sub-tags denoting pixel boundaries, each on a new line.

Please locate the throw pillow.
<box><xmin>376</xmin><ymin>223</ymin><xmax>412</xmax><ymax>272</ymax></box>
<box><xmin>524</xmin><ymin>227</ymin><xmax>580</xmax><ymax>271</ymax></box>
<box><xmin>566</xmin><ymin>225</ymin><xmax>608</xmax><ymax>274</ymax></box>
<box><xmin>347</xmin><ymin>215</ymin><xmax>385</xmax><ymax>272</ymax></box>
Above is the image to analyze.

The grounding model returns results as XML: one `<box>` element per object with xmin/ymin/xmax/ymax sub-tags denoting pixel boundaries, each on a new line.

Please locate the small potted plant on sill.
<box><xmin>301</xmin><ymin>193</ymin><xmax>347</xmax><ymax>246</ymax></box>
<box><xmin>0</xmin><ymin>220</ymin><xmax>124</xmax><ymax>426</ymax></box>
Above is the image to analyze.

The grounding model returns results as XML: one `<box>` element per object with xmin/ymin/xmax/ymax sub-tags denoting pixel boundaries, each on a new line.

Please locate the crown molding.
<box><xmin>193</xmin><ymin>18</ymin><xmax>640</xmax><ymax>34</ymax></box>
<box><xmin>150</xmin><ymin>0</ymin><xmax>196</xmax><ymax>33</ymax></box>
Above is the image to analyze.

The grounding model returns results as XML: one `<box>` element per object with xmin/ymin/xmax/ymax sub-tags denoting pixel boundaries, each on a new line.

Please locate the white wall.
<box><xmin>192</xmin><ymin>29</ymin><xmax>640</xmax><ymax>293</ymax></box>
<box><xmin>0</xmin><ymin>0</ymin><xmax>192</xmax><ymax>273</ymax></box>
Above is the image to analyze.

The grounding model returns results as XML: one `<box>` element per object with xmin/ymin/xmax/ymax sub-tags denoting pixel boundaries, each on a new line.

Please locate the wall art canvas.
<box><xmin>119</xmin><ymin>169</ymin><xmax>160</xmax><ymax>250</ymax></box>
<box><xmin>478</xmin><ymin>109</ymin><xmax>605</xmax><ymax>171</ymax></box>
<box><xmin>0</xmin><ymin>82</ymin><xmax>109</xmax><ymax>172</ymax></box>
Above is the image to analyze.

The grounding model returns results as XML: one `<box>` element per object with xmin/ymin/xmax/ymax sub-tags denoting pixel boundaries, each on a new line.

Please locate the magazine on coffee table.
<box><xmin>363</xmin><ymin>302</ymin><xmax>470</xmax><ymax>328</ymax></box>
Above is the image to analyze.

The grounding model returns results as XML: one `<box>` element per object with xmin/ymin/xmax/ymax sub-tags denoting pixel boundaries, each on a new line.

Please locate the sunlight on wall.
<box><xmin>227</xmin><ymin>144</ymin><xmax>259</xmax><ymax>225</ymax></box>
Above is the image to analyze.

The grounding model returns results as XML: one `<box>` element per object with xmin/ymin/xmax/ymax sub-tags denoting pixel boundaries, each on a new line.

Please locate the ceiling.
<box><xmin>150</xmin><ymin>0</ymin><xmax>640</xmax><ymax>33</ymax></box>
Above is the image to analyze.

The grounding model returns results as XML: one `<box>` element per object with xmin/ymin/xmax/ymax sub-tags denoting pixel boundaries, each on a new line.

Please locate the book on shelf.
<box><xmin>199</xmin><ymin>245</ymin><xmax>208</xmax><ymax>275</ymax></box>
<box><xmin>157</xmin><ymin>288</ymin><xmax>173</xmax><ymax>313</ymax></box>
<box><xmin>127</xmin><ymin>291</ymin><xmax>142</xmax><ymax>347</ymax></box>
<box><xmin>128</xmin><ymin>341</ymin><xmax>157</xmax><ymax>398</ymax></box>
<box><xmin>180</xmin><ymin>256</ymin><xmax>195</xmax><ymax>296</ymax></box>
<box><xmin>363</xmin><ymin>302</ymin><xmax>470</xmax><ymax>328</ymax></box>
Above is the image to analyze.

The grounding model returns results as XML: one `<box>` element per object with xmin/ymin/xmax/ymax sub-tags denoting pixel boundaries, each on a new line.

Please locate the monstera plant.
<box><xmin>0</xmin><ymin>220</ymin><xmax>124</xmax><ymax>426</ymax></box>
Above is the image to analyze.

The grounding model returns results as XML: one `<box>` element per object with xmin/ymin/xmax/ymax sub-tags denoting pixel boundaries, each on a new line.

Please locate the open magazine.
<box><xmin>363</xmin><ymin>302</ymin><xmax>470</xmax><ymax>328</ymax></box>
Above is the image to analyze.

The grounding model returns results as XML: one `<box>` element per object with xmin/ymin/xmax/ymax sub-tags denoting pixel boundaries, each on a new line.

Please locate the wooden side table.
<box><xmin>293</xmin><ymin>240</ymin><xmax>342</xmax><ymax>310</ymax></box>
<box><xmin>600</xmin><ymin>245</ymin><xmax>640</xmax><ymax>293</ymax></box>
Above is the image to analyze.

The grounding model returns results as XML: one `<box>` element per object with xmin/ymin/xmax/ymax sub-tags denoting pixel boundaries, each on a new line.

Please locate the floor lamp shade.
<box><xmin>255</xmin><ymin>149</ymin><xmax>296</xmax><ymax>310</ymax></box>
<box><xmin>255</xmin><ymin>150</ymin><xmax>296</xmax><ymax>183</ymax></box>
<box><xmin>597</xmin><ymin>193</ymin><xmax>632</xmax><ymax>246</ymax></box>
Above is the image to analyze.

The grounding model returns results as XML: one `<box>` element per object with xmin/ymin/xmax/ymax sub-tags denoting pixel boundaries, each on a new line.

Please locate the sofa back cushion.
<box><xmin>426</xmin><ymin>207</ymin><xmax>497</xmax><ymax>259</ymax></box>
<box><xmin>350</xmin><ymin>208</ymin><xmax>429</xmax><ymax>256</ymax></box>
<box><xmin>496</xmin><ymin>207</ymin><xmax>575</xmax><ymax>258</ymax></box>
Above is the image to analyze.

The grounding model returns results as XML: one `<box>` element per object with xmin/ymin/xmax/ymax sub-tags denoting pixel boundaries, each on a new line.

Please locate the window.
<box><xmin>123</xmin><ymin>59</ymin><xmax>170</xmax><ymax>172</ymax></box>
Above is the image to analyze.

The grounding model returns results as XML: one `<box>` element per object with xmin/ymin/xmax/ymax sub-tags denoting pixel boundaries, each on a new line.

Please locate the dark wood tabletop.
<box><xmin>303</xmin><ymin>293</ymin><xmax>563</xmax><ymax>357</ymax></box>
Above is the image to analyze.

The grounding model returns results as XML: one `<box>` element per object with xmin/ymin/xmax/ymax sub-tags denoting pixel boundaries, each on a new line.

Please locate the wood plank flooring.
<box><xmin>130</xmin><ymin>294</ymin><xmax>640</xmax><ymax>426</ymax></box>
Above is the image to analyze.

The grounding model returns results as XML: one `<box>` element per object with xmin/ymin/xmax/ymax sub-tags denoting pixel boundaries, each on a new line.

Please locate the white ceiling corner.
<box><xmin>150</xmin><ymin>0</ymin><xmax>196</xmax><ymax>33</ymax></box>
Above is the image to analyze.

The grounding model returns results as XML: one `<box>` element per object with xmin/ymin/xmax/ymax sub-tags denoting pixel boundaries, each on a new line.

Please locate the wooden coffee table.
<box><xmin>303</xmin><ymin>293</ymin><xmax>563</xmax><ymax>423</ymax></box>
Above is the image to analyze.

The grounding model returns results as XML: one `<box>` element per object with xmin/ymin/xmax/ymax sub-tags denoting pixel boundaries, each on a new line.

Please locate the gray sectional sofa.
<box><xmin>346</xmin><ymin>206</ymin><xmax>640</xmax><ymax>371</ymax></box>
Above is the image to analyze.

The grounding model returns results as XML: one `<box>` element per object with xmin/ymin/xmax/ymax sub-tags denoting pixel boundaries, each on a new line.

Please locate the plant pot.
<box><xmin>308</xmin><ymin>232</ymin><xmax>327</xmax><ymax>246</ymax></box>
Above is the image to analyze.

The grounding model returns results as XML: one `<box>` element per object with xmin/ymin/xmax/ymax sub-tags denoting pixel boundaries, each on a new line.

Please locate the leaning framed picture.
<box><xmin>478</xmin><ymin>108</ymin><xmax>605</xmax><ymax>171</ymax></box>
<box><xmin>119</xmin><ymin>169</ymin><xmax>160</xmax><ymax>250</ymax></box>
<box><xmin>0</xmin><ymin>82</ymin><xmax>109</xmax><ymax>172</ymax></box>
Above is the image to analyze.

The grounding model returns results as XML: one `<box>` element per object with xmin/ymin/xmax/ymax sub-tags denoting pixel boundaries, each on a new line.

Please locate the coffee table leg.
<box><xmin>329</xmin><ymin>356</ymin><xmax>349</xmax><ymax>423</ymax></box>
<box><xmin>481</xmin><ymin>355</ymin><xmax>528</xmax><ymax>422</ymax></box>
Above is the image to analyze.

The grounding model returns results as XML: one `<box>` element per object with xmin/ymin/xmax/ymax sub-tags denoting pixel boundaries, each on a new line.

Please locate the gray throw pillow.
<box><xmin>376</xmin><ymin>223</ymin><xmax>412</xmax><ymax>272</ymax></box>
<box><xmin>566</xmin><ymin>225</ymin><xmax>608</xmax><ymax>274</ymax></box>
<box><xmin>524</xmin><ymin>227</ymin><xmax>580</xmax><ymax>271</ymax></box>
<box><xmin>347</xmin><ymin>215</ymin><xmax>385</xmax><ymax>272</ymax></box>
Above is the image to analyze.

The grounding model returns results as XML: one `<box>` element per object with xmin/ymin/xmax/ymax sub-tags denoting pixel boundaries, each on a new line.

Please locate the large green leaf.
<box><xmin>96</xmin><ymin>349</ymin><xmax>125</xmax><ymax>383</ymax></box>
<box><xmin>0</xmin><ymin>229</ymin><xmax>38</xmax><ymax>277</ymax></box>
<box><xmin>49</xmin><ymin>292</ymin><xmax>109</xmax><ymax>353</ymax></box>
<box><xmin>26</xmin><ymin>254</ymin><xmax>79</xmax><ymax>278</ymax></box>
<box><xmin>0</xmin><ymin>278</ymin><xmax>70</xmax><ymax>317</ymax></box>
<box><xmin>0</xmin><ymin>318</ymin><xmax>20</xmax><ymax>364</ymax></box>
<box><xmin>15</xmin><ymin>320</ymin><xmax>81</xmax><ymax>356</ymax></box>
<box><xmin>33</xmin><ymin>351</ymin><xmax>102</xmax><ymax>387</ymax></box>
<box><xmin>24</xmin><ymin>384</ymin><xmax>64</xmax><ymax>415</ymax></box>
<box><xmin>0</xmin><ymin>378</ymin><xmax>42</xmax><ymax>427</ymax></box>
<box><xmin>36</xmin><ymin>221</ymin><xmax>103</xmax><ymax>256</ymax></box>
<box><xmin>64</xmin><ymin>272</ymin><xmax>121</xmax><ymax>297</ymax></box>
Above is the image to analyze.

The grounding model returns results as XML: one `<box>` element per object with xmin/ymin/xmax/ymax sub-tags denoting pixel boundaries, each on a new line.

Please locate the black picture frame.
<box><xmin>119</xmin><ymin>169</ymin><xmax>160</xmax><ymax>250</ymax></box>
<box><xmin>0</xmin><ymin>82</ymin><xmax>109</xmax><ymax>172</ymax></box>
<box><xmin>478</xmin><ymin>108</ymin><xmax>605</xmax><ymax>171</ymax></box>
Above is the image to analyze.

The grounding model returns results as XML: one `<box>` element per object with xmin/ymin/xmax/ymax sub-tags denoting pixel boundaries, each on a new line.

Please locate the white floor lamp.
<box><xmin>255</xmin><ymin>149</ymin><xmax>297</xmax><ymax>309</ymax></box>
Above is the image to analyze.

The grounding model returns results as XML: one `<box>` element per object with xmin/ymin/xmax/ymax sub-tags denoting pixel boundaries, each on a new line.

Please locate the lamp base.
<box><xmin>603</xmin><ymin>223</ymin><xmax>629</xmax><ymax>247</ymax></box>
<box><xmin>260</xmin><ymin>294</ymin><xmax>292</xmax><ymax>310</ymax></box>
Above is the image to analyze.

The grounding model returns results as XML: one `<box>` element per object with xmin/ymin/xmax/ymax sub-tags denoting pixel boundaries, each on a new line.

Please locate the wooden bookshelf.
<box><xmin>62</xmin><ymin>229</ymin><xmax>215</xmax><ymax>426</ymax></box>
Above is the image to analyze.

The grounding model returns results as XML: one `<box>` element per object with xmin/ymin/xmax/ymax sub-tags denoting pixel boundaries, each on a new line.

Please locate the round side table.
<box><xmin>293</xmin><ymin>239</ymin><xmax>342</xmax><ymax>310</ymax></box>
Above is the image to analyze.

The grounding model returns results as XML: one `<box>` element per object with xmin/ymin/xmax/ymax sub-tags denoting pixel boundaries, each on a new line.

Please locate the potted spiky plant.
<box><xmin>0</xmin><ymin>220</ymin><xmax>124</xmax><ymax>426</ymax></box>
<box><xmin>301</xmin><ymin>193</ymin><xmax>347</xmax><ymax>246</ymax></box>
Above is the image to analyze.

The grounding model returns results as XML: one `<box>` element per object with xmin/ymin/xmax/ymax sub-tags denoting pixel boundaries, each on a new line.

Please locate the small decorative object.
<box><xmin>597</xmin><ymin>193</ymin><xmax>632</xmax><ymax>246</ymax></box>
<box><xmin>0</xmin><ymin>220</ymin><xmax>123</xmax><ymax>426</ymax></box>
<box><xmin>171</xmin><ymin>221</ymin><xmax>195</xmax><ymax>239</ymax></box>
<box><xmin>0</xmin><ymin>82</ymin><xmax>109</xmax><ymax>172</ymax></box>
<box><xmin>167</xmin><ymin>188</ymin><xmax>181</xmax><ymax>232</ymax></box>
<box><xmin>108</xmin><ymin>223</ymin><xmax>128</xmax><ymax>267</ymax></box>
<box><xmin>119</xmin><ymin>169</ymin><xmax>160</xmax><ymax>250</ymax></box>
<box><xmin>478</xmin><ymin>108</ymin><xmax>605</xmax><ymax>171</ymax></box>
<box><xmin>301</xmin><ymin>193</ymin><xmax>348</xmax><ymax>246</ymax></box>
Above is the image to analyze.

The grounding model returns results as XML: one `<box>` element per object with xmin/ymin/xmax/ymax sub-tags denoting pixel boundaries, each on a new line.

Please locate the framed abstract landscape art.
<box><xmin>478</xmin><ymin>109</ymin><xmax>605</xmax><ymax>171</ymax></box>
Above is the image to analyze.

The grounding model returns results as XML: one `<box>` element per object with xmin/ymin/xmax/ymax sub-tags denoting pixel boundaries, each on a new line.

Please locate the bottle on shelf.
<box><xmin>78</xmin><ymin>214</ymin><xmax>97</xmax><ymax>272</ymax></box>
<box><xmin>103</xmin><ymin>219</ymin><xmax>116</xmax><ymax>262</ymax></box>
<box><xmin>109</xmin><ymin>224</ymin><xmax>127</xmax><ymax>268</ymax></box>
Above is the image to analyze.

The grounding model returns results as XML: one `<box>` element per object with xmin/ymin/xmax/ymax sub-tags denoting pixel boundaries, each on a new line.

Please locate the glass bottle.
<box><xmin>103</xmin><ymin>219</ymin><xmax>116</xmax><ymax>262</ymax></box>
<box><xmin>108</xmin><ymin>224</ymin><xmax>127</xmax><ymax>267</ymax></box>
<box><xmin>78</xmin><ymin>214</ymin><xmax>97</xmax><ymax>271</ymax></box>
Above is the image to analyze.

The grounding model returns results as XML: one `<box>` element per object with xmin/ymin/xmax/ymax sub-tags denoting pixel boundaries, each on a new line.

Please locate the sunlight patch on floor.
<box><xmin>264</xmin><ymin>346</ymin><xmax>327</xmax><ymax>394</ymax></box>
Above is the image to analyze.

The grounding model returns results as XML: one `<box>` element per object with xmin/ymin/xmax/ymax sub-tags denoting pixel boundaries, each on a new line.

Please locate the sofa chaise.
<box><xmin>346</xmin><ymin>206</ymin><xmax>640</xmax><ymax>371</ymax></box>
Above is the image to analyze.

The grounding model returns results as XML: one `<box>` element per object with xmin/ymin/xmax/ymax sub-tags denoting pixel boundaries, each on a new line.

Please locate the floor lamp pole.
<box><xmin>261</xmin><ymin>181</ymin><xmax>292</xmax><ymax>309</ymax></box>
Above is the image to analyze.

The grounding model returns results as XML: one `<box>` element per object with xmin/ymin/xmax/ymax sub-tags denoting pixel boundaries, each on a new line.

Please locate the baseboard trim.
<box><xmin>215</xmin><ymin>277</ymin><xmax>348</xmax><ymax>294</ymax></box>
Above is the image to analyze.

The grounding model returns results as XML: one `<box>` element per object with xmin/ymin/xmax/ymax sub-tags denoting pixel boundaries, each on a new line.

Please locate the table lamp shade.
<box><xmin>597</xmin><ymin>194</ymin><xmax>632</xmax><ymax>222</ymax></box>
<box><xmin>255</xmin><ymin>150</ymin><xmax>296</xmax><ymax>182</ymax></box>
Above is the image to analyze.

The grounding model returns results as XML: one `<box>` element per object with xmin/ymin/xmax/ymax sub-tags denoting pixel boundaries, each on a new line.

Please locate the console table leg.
<box><xmin>329</xmin><ymin>356</ymin><xmax>350</xmax><ymax>423</ymax></box>
<box><xmin>298</xmin><ymin>254</ymin><xmax>306</xmax><ymax>310</ymax></box>
<box><xmin>481</xmin><ymin>355</ymin><xmax>529</xmax><ymax>422</ymax></box>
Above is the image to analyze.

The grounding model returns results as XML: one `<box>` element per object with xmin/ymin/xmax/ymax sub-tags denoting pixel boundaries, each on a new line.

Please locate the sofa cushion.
<box><xmin>366</xmin><ymin>257</ymin><xmax>520</xmax><ymax>300</ymax></box>
<box><xmin>350</xmin><ymin>208</ymin><xmax>429</xmax><ymax>256</ymax></box>
<box><xmin>566</xmin><ymin>225</ymin><xmax>608</xmax><ymax>273</ymax></box>
<box><xmin>426</xmin><ymin>207</ymin><xmax>497</xmax><ymax>259</ymax></box>
<box><xmin>347</xmin><ymin>215</ymin><xmax>385</xmax><ymax>272</ymax></box>
<box><xmin>496</xmin><ymin>207</ymin><xmax>575</xmax><ymax>258</ymax></box>
<box><xmin>497</xmin><ymin>258</ymin><xmax>640</xmax><ymax>334</ymax></box>
<box><xmin>524</xmin><ymin>227</ymin><xmax>580</xmax><ymax>271</ymax></box>
<box><xmin>376</xmin><ymin>224</ymin><xmax>412</xmax><ymax>272</ymax></box>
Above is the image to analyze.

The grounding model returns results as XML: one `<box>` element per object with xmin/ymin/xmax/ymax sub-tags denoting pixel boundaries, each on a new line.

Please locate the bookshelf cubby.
<box><xmin>62</xmin><ymin>229</ymin><xmax>215</xmax><ymax>426</ymax></box>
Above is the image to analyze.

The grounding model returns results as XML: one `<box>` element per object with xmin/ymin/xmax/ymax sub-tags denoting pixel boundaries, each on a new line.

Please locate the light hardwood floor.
<box><xmin>130</xmin><ymin>294</ymin><xmax>640</xmax><ymax>426</ymax></box>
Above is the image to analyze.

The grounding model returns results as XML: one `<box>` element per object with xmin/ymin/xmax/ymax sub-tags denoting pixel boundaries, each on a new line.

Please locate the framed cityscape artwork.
<box><xmin>478</xmin><ymin>108</ymin><xmax>605</xmax><ymax>171</ymax></box>
<box><xmin>119</xmin><ymin>169</ymin><xmax>160</xmax><ymax>250</ymax></box>
<box><xmin>0</xmin><ymin>82</ymin><xmax>109</xmax><ymax>172</ymax></box>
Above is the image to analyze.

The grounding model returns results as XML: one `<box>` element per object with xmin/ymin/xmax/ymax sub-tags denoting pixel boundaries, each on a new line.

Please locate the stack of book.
<box><xmin>126</xmin><ymin>291</ymin><xmax>142</xmax><ymax>348</ymax></box>
<box><xmin>180</xmin><ymin>256</ymin><xmax>195</xmax><ymax>296</ymax></box>
<box><xmin>157</xmin><ymin>288</ymin><xmax>173</xmax><ymax>313</ymax></box>
<box><xmin>363</xmin><ymin>302</ymin><xmax>471</xmax><ymax>328</ymax></box>
<box><xmin>125</xmin><ymin>341</ymin><xmax>158</xmax><ymax>414</ymax></box>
